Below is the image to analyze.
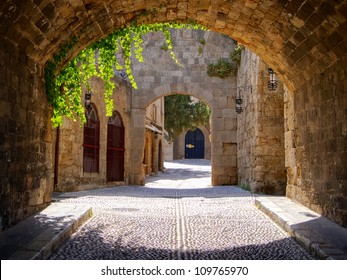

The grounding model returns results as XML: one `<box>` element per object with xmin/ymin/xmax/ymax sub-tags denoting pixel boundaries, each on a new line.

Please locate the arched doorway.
<box><xmin>107</xmin><ymin>111</ymin><xmax>125</xmax><ymax>182</ymax></box>
<box><xmin>83</xmin><ymin>104</ymin><xmax>100</xmax><ymax>173</ymax></box>
<box><xmin>185</xmin><ymin>128</ymin><xmax>205</xmax><ymax>159</ymax></box>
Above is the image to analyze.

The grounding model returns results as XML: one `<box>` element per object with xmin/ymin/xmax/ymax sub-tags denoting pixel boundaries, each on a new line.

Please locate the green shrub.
<box><xmin>207</xmin><ymin>58</ymin><xmax>236</xmax><ymax>78</ymax></box>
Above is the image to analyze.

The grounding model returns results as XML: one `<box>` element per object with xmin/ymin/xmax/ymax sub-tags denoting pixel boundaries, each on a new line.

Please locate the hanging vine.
<box><xmin>45</xmin><ymin>22</ymin><xmax>204</xmax><ymax>127</ymax></box>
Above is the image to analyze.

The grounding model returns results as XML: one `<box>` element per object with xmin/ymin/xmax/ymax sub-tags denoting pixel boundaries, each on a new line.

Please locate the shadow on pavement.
<box><xmin>0</xmin><ymin>213</ymin><xmax>77</xmax><ymax>259</ymax></box>
<box><xmin>49</xmin><ymin>227</ymin><xmax>314</xmax><ymax>260</ymax></box>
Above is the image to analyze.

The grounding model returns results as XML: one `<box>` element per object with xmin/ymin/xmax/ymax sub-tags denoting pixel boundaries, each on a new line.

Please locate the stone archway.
<box><xmin>0</xmin><ymin>1</ymin><xmax>346</xmax><ymax>228</ymax></box>
<box><xmin>128</xmin><ymin>29</ymin><xmax>237</xmax><ymax>186</ymax></box>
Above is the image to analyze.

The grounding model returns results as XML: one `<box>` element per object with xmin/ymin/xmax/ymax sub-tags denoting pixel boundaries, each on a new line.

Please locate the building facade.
<box><xmin>54</xmin><ymin>77</ymin><xmax>167</xmax><ymax>192</ymax></box>
<box><xmin>54</xmin><ymin>76</ymin><xmax>132</xmax><ymax>191</ymax></box>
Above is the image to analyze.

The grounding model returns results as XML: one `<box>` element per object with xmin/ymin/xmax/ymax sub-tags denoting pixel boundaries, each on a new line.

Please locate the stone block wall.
<box><xmin>0</xmin><ymin>41</ymin><xmax>52</xmax><ymax>230</ymax></box>
<box><xmin>163</xmin><ymin>139</ymin><xmax>174</xmax><ymax>162</ymax></box>
<box><xmin>286</xmin><ymin>56</ymin><xmax>347</xmax><ymax>227</ymax></box>
<box><xmin>237</xmin><ymin>49</ymin><xmax>286</xmax><ymax>194</ymax></box>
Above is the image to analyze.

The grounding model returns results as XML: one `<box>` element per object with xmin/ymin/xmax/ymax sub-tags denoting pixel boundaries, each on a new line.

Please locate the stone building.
<box><xmin>54</xmin><ymin>28</ymin><xmax>235</xmax><ymax>192</ymax></box>
<box><xmin>53</xmin><ymin>78</ymin><xmax>166</xmax><ymax>192</ymax></box>
<box><xmin>1</xmin><ymin>1</ymin><xmax>347</xmax><ymax>230</ymax></box>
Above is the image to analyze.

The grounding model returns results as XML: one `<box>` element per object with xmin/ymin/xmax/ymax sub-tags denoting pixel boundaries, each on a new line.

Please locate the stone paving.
<box><xmin>49</xmin><ymin>160</ymin><xmax>314</xmax><ymax>260</ymax></box>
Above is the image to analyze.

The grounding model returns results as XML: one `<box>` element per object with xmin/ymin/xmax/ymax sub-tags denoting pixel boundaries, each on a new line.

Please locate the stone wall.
<box><xmin>237</xmin><ymin>49</ymin><xmax>286</xmax><ymax>195</ymax></box>
<box><xmin>0</xmin><ymin>42</ymin><xmax>52</xmax><ymax>230</ymax></box>
<box><xmin>163</xmin><ymin>139</ymin><xmax>174</xmax><ymax>162</ymax></box>
<box><xmin>286</xmin><ymin>56</ymin><xmax>347</xmax><ymax>227</ymax></box>
<box><xmin>131</xmin><ymin>29</ymin><xmax>238</xmax><ymax>185</ymax></box>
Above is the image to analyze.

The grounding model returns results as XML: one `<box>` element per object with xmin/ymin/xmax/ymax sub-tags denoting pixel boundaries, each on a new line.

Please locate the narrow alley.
<box><xmin>49</xmin><ymin>160</ymin><xmax>313</xmax><ymax>260</ymax></box>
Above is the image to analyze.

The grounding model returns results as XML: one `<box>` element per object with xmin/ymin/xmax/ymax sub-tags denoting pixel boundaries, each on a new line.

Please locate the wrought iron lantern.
<box><xmin>85</xmin><ymin>91</ymin><xmax>91</xmax><ymax>108</ymax></box>
<box><xmin>235</xmin><ymin>85</ymin><xmax>251</xmax><ymax>114</ymax></box>
<box><xmin>235</xmin><ymin>95</ymin><xmax>243</xmax><ymax>114</ymax></box>
<box><xmin>268</xmin><ymin>68</ymin><xmax>278</xmax><ymax>91</ymax></box>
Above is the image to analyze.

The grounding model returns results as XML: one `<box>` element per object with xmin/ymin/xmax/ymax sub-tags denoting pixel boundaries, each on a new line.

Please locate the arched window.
<box><xmin>83</xmin><ymin>104</ymin><xmax>100</xmax><ymax>172</ymax></box>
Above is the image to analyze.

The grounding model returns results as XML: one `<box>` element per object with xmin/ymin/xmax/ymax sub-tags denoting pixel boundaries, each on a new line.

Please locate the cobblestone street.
<box><xmin>50</xmin><ymin>160</ymin><xmax>314</xmax><ymax>260</ymax></box>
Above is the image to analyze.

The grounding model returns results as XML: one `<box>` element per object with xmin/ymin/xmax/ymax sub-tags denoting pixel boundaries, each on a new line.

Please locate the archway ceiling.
<box><xmin>1</xmin><ymin>0</ymin><xmax>347</xmax><ymax>91</ymax></box>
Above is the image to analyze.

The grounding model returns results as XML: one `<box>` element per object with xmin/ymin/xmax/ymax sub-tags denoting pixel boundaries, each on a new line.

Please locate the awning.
<box><xmin>145</xmin><ymin>124</ymin><xmax>163</xmax><ymax>134</ymax></box>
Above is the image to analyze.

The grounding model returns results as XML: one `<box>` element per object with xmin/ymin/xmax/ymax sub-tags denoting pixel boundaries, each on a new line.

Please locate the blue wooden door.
<box><xmin>185</xmin><ymin>128</ymin><xmax>204</xmax><ymax>159</ymax></box>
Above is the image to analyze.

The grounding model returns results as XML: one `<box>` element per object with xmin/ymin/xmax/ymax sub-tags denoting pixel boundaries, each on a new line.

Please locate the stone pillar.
<box><xmin>152</xmin><ymin>135</ymin><xmax>159</xmax><ymax>174</ymax></box>
<box><xmin>211</xmin><ymin>100</ymin><xmax>238</xmax><ymax>186</ymax></box>
<box><xmin>0</xmin><ymin>53</ymin><xmax>53</xmax><ymax>230</ymax></box>
<box><xmin>237</xmin><ymin>49</ymin><xmax>286</xmax><ymax>195</ymax></box>
<box><xmin>144</xmin><ymin>130</ymin><xmax>153</xmax><ymax>175</ymax></box>
<box><xmin>129</xmin><ymin>108</ymin><xmax>146</xmax><ymax>185</ymax></box>
<box><xmin>284</xmin><ymin>87</ymin><xmax>298</xmax><ymax>199</ymax></box>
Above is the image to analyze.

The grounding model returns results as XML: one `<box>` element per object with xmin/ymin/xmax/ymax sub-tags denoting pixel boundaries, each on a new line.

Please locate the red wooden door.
<box><xmin>107</xmin><ymin>111</ymin><xmax>125</xmax><ymax>181</ymax></box>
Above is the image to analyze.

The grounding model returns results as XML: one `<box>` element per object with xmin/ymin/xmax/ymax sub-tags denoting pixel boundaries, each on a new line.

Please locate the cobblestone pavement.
<box><xmin>50</xmin><ymin>160</ymin><xmax>314</xmax><ymax>260</ymax></box>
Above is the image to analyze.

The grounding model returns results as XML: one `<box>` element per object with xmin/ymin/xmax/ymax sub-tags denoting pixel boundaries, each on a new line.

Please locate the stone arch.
<box><xmin>4</xmin><ymin>1</ymin><xmax>346</xmax><ymax>91</ymax></box>
<box><xmin>1</xmin><ymin>1</ymin><xmax>346</xmax><ymax>228</ymax></box>
<box><xmin>142</xmin><ymin>89</ymin><xmax>215</xmax><ymax>110</ymax></box>
<box><xmin>129</xmin><ymin>28</ymin><xmax>237</xmax><ymax>187</ymax></box>
<box><xmin>135</xmin><ymin>87</ymin><xmax>233</xmax><ymax>186</ymax></box>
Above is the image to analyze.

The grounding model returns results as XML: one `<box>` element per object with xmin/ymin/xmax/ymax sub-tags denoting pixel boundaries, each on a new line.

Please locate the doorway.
<box><xmin>107</xmin><ymin>111</ymin><xmax>125</xmax><ymax>181</ymax></box>
<box><xmin>185</xmin><ymin>128</ymin><xmax>205</xmax><ymax>159</ymax></box>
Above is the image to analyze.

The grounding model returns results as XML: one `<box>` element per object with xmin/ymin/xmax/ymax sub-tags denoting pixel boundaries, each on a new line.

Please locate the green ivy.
<box><xmin>45</xmin><ymin>22</ymin><xmax>204</xmax><ymax>127</ymax></box>
<box><xmin>230</xmin><ymin>42</ymin><xmax>245</xmax><ymax>67</ymax></box>
<box><xmin>207</xmin><ymin>41</ymin><xmax>244</xmax><ymax>78</ymax></box>
<box><xmin>207</xmin><ymin>58</ymin><xmax>235</xmax><ymax>78</ymax></box>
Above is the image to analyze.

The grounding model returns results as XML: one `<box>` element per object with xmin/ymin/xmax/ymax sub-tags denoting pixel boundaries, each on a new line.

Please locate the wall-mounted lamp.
<box><xmin>85</xmin><ymin>91</ymin><xmax>91</xmax><ymax>108</ymax></box>
<box><xmin>268</xmin><ymin>68</ymin><xmax>278</xmax><ymax>91</ymax></box>
<box><xmin>236</xmin><ymin>95</ymin><xmax>243</xmax><ymax>114</ymax></box>
<box><xmin>236</xmin><ymin>85</ymin><xmax>252</xmax><ymax>114</ymax></box>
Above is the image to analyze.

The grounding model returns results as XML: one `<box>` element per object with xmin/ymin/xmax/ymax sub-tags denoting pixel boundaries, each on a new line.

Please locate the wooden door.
<box><xmin>107</xmin><ymin>111</ymin><xmax>125</xmax><ymax>181</ymax></box>
<box><xmin>185</xmin><ymin>128</ymin><xmax>204</xmax><ymax>159</ymax></box>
